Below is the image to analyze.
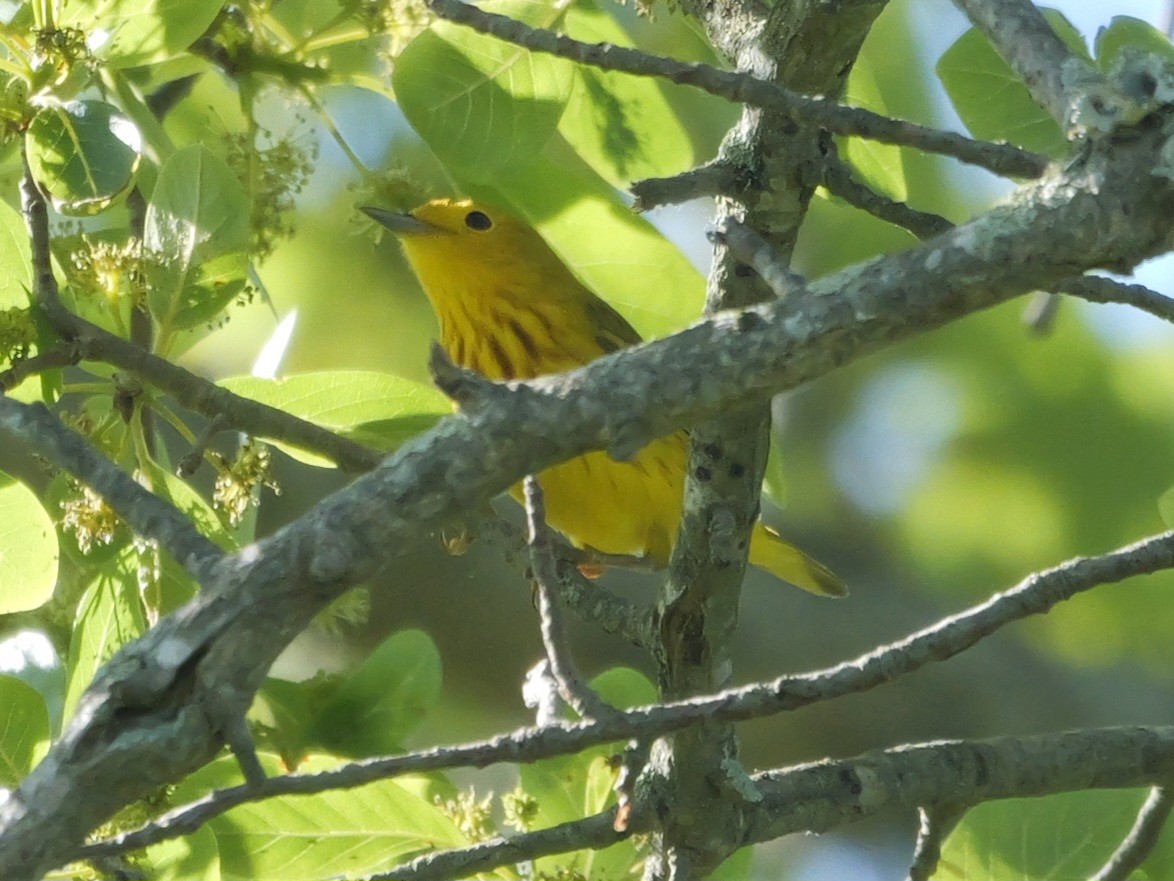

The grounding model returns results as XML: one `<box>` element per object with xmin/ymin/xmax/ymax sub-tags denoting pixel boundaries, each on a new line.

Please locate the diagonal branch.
<box><xmin>427</xmin><ymin>0</ymin><xmax>1048</xmax><ymax>179</ymax></box>
<box><xmin>749</xmin><ymin>726</ymin><xmax>1174</xmax><ymax>842</ymax></box>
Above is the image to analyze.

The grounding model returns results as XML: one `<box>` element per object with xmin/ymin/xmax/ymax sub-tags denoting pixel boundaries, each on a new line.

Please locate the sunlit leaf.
<box><xmin>937</xmin><ymin>9</ymin><xmax>1088</xmax><ymax>158</ymax></box>
<box><xmin>0</xmin><ymin>674</ymin><xmax>49</xmax><ymax>786</ymax></box>
<box><xmin>63</xmin><ymin>547</ymin><xmax>148</xmax><ymax>721</ymax></box>
<box><xmin>1094</xmin><ymin>15</ymin><xmax>1174</xmax><ymax>72</ymax></box>
<box><xmin>309</xmin><ymin>629</ymin><xmax>443</xmax><ymax>757</ymax></box>
<box><xmin>144</xmin><ymin>144</ymin><xmax>250</xmax><ymax>332</ymax></box>
<box><xmin>25</xmin><ymin>100</ymin><xmax>141</xmax><ymax>214</ymax></box>
<box><xmin>842</xmin><ymin>51</ymin><xmax>907</xmax><ymax>201</ymax></box>
<box><xmin>394</xmin><ymin>0</ymin><xmax>575</xmax><ymax>181</ymax></box>
<box><xmin>0</xmin><ymin>473</ymin><xmax>59</xmax><ymax>614</ymax></box>
<box><xmin>218</xmin><ymin>371</ymin><xmax>450</xmax><ymax>467</ymax></box>
<box><xmin>937</xmin><ymin>789</ymin><xmax>1165</xmax><ymax>880</ymax></box>
<box><xmin>59</xmin><ymin>0</ymin><xmax>226</xmax><ymax>69</ymax></box>
<box><xmin>557</xmin><ymin>0</ymin><xmax>692</xmax><ymax>186</ymax></box>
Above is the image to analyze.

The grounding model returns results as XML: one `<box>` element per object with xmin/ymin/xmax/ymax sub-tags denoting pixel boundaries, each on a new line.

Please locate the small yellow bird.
<box><xmin>363</xmin><ymin>198</ymin><xmax>844</xmax><ymax>597</ymax></box>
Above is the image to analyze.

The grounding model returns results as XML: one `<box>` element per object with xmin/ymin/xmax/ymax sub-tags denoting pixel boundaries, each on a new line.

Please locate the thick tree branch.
<box><xmin>4</xmin><ymin>105</ymin><xmax>1172</xmax><ymax>877</ymax></box>
<box><xmin>427</xmin><ymin>0</ymin><xmax>1048</xmax><ymax>179</ymax></box>
<box><xmin>749</xmin><ymin>726</ymin><xmax>1174</xmax><ymax>842</ymax></box>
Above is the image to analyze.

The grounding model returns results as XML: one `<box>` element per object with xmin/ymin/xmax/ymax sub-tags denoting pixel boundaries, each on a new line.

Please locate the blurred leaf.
<box><xmin>218</xmin><ymin>371</ymin><xmax>450</xmax><ymax>467</ymax></box>
<box><xmin>0</xmin><ymin>674</ymin><xmax>49</xmax><ymax>786</ymax></box>
<box><xmin>936</xmin><ymin>9</ymin><xmax>1088</xmax><ymax>158</ymax></box>
<box><xmin>145</xmin><ymin>463</ymin><xmax>237</xmax><ymax>552</ymax></box>
<box><xmin>394</xmin><ymin>0</ymin><xmax>575</xmax><ymax>182</ymax></box>
<box><xmin>591</xmin><ymin>666</ymin><xmax>656</xmax><ymax>710</ymax></box>
<box><xmin>25</xmin><ymin>100</ymin><xmax>142</xmax><ymax>214</ymax></box>
<box><xmin>762</xmin><ymin>437</ymin><xmax>787</xmax><ymax>507</ymax></box>
<box><xmin>1160</xmin><ymin>485</ymin><xmax>1174</xmax><ymax>529</ymax></box>
<box><xmin>842</xmin><ymin>51</ymin><xmax>907</xmax><ymax>201</ymax></box>
<box><xmin>177</xmin><ymin>753</ymin><xmax>470</xmax><ymax>880</ymax></box>
<box><xmin>309</xmin><ymin>629</ymin><xmax>443</xmax><ymax>758</ymax></box>
<box><xmin>251</xmin><ymin>676</ymin><xmax>319</xmax><ymax>769</ymax></box>
<box><xmin>1095</xmin><ymin>16</ymin><xmax>1174</xmax><ymax>72</ymax></box>
<box><xmin>710</xmin><ymin>846</ymin><xmax>754</xmax><ymax>880</ymax></box>
<box><xmin>0</xmin><ymin>199</ymin><xmax>30</xmax><ymax>309</ymax></box>
<box><xmin>145</xmin><ymin>144</ymin><xmax>250</xmax><ymax>333</ymax></box>
<box><xmin>145</xmin><ymin>824</ymin><xmax>221</xmax><ymax>881</ymax></box>
<box><xmin>558</xmin><ymin>0</ymin><xmax>692</xmax><ymax>186</ymax></box>
<box><xmin>60</xmin><ymin>0</ymin><xmax>226</xmax><ymax>69</ymax></box>
<box><xmin>937</xmin><ymin>789</ymin><xmax>1171</xmax><ymax>880</ymax></box>
<box><xmin>0</xmin><ymin>473</ymin><xmax>59</xmax><ymax>614</ymax></box>
<box><xmin>63</xmin><ymin>547</ymin><xmax>148</xmax><ymax>721</ymax></box>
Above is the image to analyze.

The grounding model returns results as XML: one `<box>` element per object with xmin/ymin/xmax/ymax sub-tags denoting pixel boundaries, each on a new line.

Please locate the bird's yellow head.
<box><xmin>362</xmin><ymin>198</ymin><xmax>580</xmax><ymax>308</ymax></box>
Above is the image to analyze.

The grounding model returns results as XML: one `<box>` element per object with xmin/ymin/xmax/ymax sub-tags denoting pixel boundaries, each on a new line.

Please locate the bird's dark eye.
<box><xmin>464</xmin><ymin>210</ymin><xmax>493</xmax><ymax>231</ymax></box>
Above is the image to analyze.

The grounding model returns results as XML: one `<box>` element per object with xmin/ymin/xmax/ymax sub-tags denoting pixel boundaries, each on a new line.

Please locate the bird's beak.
<box><xmin>360</xmin><ymin>206</ymin><xmax>444</xmax><ymax>236</ymax></box>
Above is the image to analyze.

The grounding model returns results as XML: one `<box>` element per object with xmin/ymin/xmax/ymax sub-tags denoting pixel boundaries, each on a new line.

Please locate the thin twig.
<box><xmin>77</xmin><ymin>529</ymin><xmax>1174</xmax><ymax>860</ymax></box>
<box><xmin>631</xmin><ymin>157</ymin><xmax>760</xmax><ymax>211</ymax></box>
<box><xmin>1059</xmin><ymin>275</ymin><xmax>1174</xmax><ymax>326</ymax></box>
<box><xmin>177</xmin><ymin>414</ymin><xmax>229</xmax><ymax>477</ymax></box>
<box><xmin>907</xmin><ymin>804</ymin><xmax>966</xmax><ymax>881</ymax></box>
<box><xmin>367</xmin><ymin>810</ymin><xmax>633</xmax><ymax>881</ymax></box>
<box><xmin>522</xmin><ymin>476</ymin><xmax>618</xmax><ymax>721</ymax></box>
<box><xmin>711</xmin><ymin>222</ymin><xmax>809</xmax><ymax>298</ymax></box>
<box><xmin>1091</xmin><ymin>786</ymin><xmax>1174</xmax><ymax>881</ymax></box>
<box><xmin>818</xmin><ymin>149</ymin><xmax>954</xmax><ymax>240</ymax></box>
<box><xmin>427</xmin><ymin>0</ymin><xmax>1048</xmax><ymax>179</ymax></box>
<box><xmin>464</xmin><ymin>512</ymin><xmax>658</xmax><ymax>650</ymax></box>
<box><xmin>0</xmin><ymin>344</ymin><xmax>79</xmax><ymax>391</ymax></box>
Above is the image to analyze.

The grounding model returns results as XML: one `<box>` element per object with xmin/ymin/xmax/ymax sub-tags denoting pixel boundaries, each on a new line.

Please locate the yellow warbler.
<box><xmin>363</xmin><ymin>198</ymin><xmax>845</xmax><ymax>597</ymax></box>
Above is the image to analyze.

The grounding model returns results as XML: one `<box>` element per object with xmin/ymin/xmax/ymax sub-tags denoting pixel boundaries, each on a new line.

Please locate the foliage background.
<box><xmin>0</xmin><ymin>0</ymin><xmax>1172</xmax><ymax>877</ymax></box>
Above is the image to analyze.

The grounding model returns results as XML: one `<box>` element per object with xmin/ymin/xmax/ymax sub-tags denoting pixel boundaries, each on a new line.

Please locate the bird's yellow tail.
<box><xmin>749</xmin><ymin>524</ymin><xmax>846</xmax><ymax>598</ymax></box>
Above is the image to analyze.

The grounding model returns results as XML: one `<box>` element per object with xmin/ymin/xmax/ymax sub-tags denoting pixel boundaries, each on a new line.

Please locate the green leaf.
<box><xmin>0</xmin><ymin>473</ymin><xmax>59</xmax><ymax>614</ymax></box>
<box><xmin>557</xmin><ymin>0</ymin><xmax>692</xmax><ymax>186</ymax></box>
<box><xmin>475</xmin><ymin>146</ymin><xmax>705</xmax><ymax>339</ymax></box>
<box><xmin>1160</xmin><ymin>485</ymin><xmax>1174</xmax><ymax>528</ymax></box>
<box><xmin>218</xmin><ymin>371</ymin><xmax>451</xmax><ymax>467</ymax></box>
<box><xmin>146</xmin><ymin>824</ymin><xmax>221</xmax><ymax>881</ymax></box>
<box><xmin>178</xmin><ymin>754</ymin><xmax>470</xmax><ymax>880</ymax></box>
<box><xmin>591</xmin><ymin>666</ymin><xmax>656</xmax><ymax>710</ymax></box>
<box><xmin>0</xmin><ymin>200</ymin><xmax>31</xmax><ymax>309</ymax></box>
<box><xmin>936</xmin><ymin>9</ymin><xmax>1088</xmax><ymax>158</ymax></box>
<box><xmin>937</xmin><ymin>789</ymin><xmax>1160</xmax><ymax>880</ymax></box>
<box><xmin>146</xmin><ymin>463</ymin><xmax>237</xmax><ymax>553</ymax></box>
<box><xmin>1095</xmin><ymin>16</ymin><xmax>1174</xmax><ymax>72</ymax></box>
<box><xmin>0</xmin><ymin>674</ymin><xmax>49</xmax><ymax>786</ymax></box>
<box><xmin>309</xmin><ymin>629</ymin><xmax>443</xmax><ymax>757</ymax></box>
<box><xmin>144</xmin><ymin>144</ymin><xmax>250</xmax><ymax>332</ymax></box>
<box><xmin>517</xmin><ymin>667</ymin><xmax>649</xmax><ymax>879</ymax></box>
<box><xmin>25</xmin><ymin>100</ymin><xmax>142</xmax><ymax>214</ymax></box>
<box><xmin>394</xmin><ymin>0</ymin><xmax>575</xmax><ymax>182</ymax></box>
<box><xmin>63</xmin><ymin>547</ymin><xmax>148</xmax><ymax>721</ymax></box>
<box><xmin>842</xmin><ymin>50</ymin><xmax>907</xmax><ymax>200</ymax></box>
<box><xmin>59</xmin><ymin>0</ymin><xmax>226</xmax><ymax>69</ymax></box>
